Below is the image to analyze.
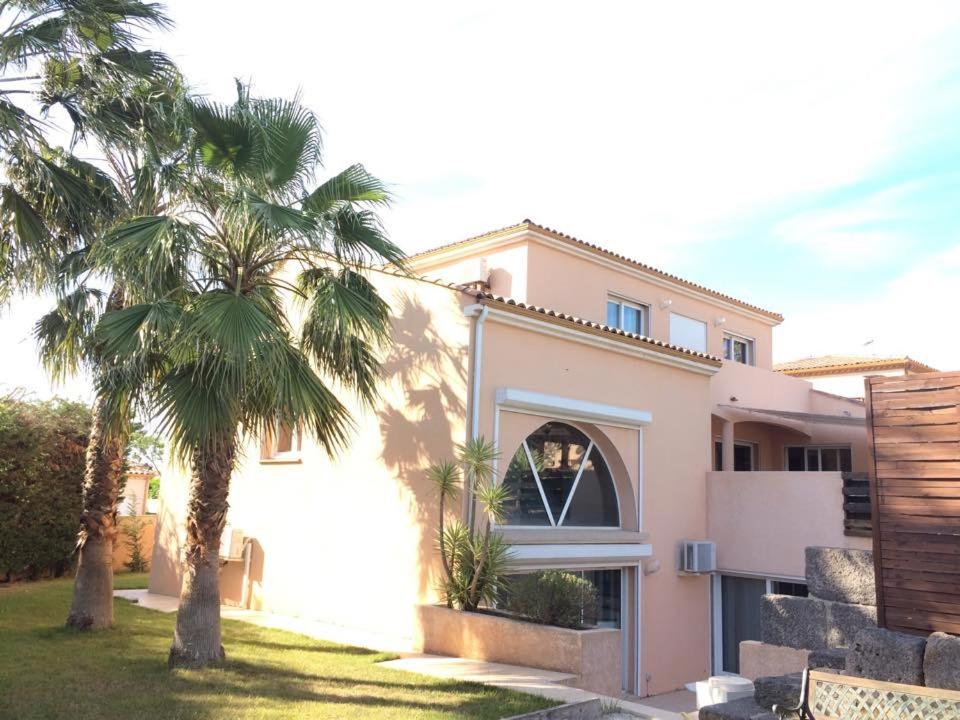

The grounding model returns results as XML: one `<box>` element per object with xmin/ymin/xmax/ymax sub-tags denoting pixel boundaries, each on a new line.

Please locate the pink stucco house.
<box><xmin>149</xmin><ymin>220</ymin><xmax>873</xmax><ymax>698</ymax></box>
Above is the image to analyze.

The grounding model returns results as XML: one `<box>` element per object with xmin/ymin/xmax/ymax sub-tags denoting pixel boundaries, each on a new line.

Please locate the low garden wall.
<box><xmin>112</xmin><ymin>515</ymin><xmax>157</xmax><ymax>573</ymax></box>
<box><xmin>415</xmin><ymin>604</ymin><xmax>621</xmax><ymax>696</ymax></box>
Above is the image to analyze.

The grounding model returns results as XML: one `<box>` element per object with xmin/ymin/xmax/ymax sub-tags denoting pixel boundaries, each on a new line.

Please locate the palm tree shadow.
<box><xmin>376</xmin><ymin>291</ymin><xmax>469</xmax><ymax>601</ymax></box>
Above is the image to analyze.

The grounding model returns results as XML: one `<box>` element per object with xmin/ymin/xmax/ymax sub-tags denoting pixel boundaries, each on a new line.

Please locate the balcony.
<box><xmin>706</xmin><ymin>470</ymin><xmax>873</xmax><ymax>578</ymax></box>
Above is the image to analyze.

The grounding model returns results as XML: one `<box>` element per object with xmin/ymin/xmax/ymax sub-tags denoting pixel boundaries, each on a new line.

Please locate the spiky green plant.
<box><xmin>427</xmin><ymin>437</ymin><xmax>513</xmax><ymax>611</ymax></box>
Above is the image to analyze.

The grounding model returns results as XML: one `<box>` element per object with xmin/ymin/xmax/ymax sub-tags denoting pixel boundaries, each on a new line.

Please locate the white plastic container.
<box><xmin>695</xmin><ymin>675</ymin><xmax>755</xmax><ymax>708</ymax></box>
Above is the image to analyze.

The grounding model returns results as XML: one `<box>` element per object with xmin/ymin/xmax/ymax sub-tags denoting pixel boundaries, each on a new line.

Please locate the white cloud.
<box><xmin>774</xmin><ymin>243</ymin><xmax>960</xmax><ymax>370</ymax></box>
<box><xmin>773</xmin><ymin>181</ymin><xmax>929</xmax><ymax>266</ymax></box>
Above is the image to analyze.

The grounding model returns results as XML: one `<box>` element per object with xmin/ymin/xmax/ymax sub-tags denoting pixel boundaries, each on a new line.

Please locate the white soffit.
<box><xmin>497</xmin><ymin>388</ymin><xmax>652</xmax><ymax>430</ymax></box>
<box><xmin>509</xmin><ymin>543</ymin><xmax>653</xmax><ymax>567</ymax></box>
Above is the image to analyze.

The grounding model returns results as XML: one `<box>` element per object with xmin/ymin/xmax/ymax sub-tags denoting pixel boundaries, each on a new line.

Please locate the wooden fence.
<box><xmin>865</xmin><ymin>371</ymin><xmax>960</xmax><ymax>635</ymax></box>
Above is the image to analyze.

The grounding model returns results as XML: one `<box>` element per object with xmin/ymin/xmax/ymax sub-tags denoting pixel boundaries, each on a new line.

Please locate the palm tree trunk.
<box><xmin>66</xmin><ymin>284</ymin><xmax>128</xmax><ymax>631</ymax></box>
<box><xmin>168</xmin><ymin>435</ymin><xmax>236</xmax><ymax>669</ymax></box>
<box><xmin>66</xmin><ymin>393</ymin><xmax>127</xmax><ymax>630</ymax></box>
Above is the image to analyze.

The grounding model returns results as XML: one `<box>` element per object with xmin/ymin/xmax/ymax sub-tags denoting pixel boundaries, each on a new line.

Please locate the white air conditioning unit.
<box><xmin>679</xmin><ymin>540</ymin><xmax>716</xmax><ymax>575</ymax></box>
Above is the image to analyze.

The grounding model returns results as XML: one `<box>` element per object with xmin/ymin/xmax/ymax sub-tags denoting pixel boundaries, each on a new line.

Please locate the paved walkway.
<box><xmin>115</xmin><ymin>590</ymin><xmax>689</xmax><ymax>719</ymax></box>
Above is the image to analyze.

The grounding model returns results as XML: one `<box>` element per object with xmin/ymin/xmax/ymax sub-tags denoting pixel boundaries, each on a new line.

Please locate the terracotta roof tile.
<box><xmin>407</xmin><ymin>220</ymin><xmax>784</xmax><ymax>322</ymax></box>
<box><xmin>475</xmin><ymin>291</ymin><xmax>722</xmax><ymax>366</ymax></box>
<box><xmin>775</xmin><ymin>354</ymin><xmax>938</xmax><ymax>376</ymax></box>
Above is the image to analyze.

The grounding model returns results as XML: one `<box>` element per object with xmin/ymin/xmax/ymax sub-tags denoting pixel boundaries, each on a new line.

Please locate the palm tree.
<box><xmin>38</xmin><ymin>72</ymin><xmax>187</xmax><ymax>631</ymax></box>
<box><xmin>0</xmin><ymin>0</ymin><xmax>183</xmax><ymax>629</ymax></box>
<box><xmin>96</xmin><ymin>83</ymin><xmax>404</xmax><ymax>667</ymax></box>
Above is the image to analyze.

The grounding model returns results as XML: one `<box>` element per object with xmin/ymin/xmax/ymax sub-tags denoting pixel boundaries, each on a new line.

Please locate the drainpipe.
<box><xmin>463</xmin><ymin>303</ymin><xmax>489</xmax><ymax>528</ymax></box>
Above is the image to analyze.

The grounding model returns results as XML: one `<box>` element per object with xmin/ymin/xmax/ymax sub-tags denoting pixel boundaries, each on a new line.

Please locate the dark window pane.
<box><xmin>715</xmin><ymin>441</ymin><xmax>723</xmax><ymax>471</ymax></box>
<box><xmin>527</xmin><ymin>423</ymin><xmax>591</xmax><ymax>522</ymax></box>
<box><xmin>502</xmin><ymin>446</ymin><xmax>550</xmax><ymax>525</ymax></box>
<box><xmin>786</xmin><ymin>447</ymin><xmax>805</xmax><ymax>471</ymax></box>
<box><xmin>564</xmin><ymin>447</ymin><xmax>618</xmax><ymax>526</ymax></box>
<box><xmin>733</xmin><ymin>339</ymin><xmax>747</xmax><ymax>364</ymax></box>
<box><xmin>806</xmin><ymin>448</ymin><xmax>820</xmax><ymax>471</ymax></box>
<box><xmin>723</xmin><ymin>337</ymin><xmax>732</xmax><ymax>360</ymax></box>
<box><xmin>734</xmin><ymin>444</ymin><xmax>753</xmax><ymax>471</ymax></box>
<box><xmin>839</xmin><ymin>448</ymin><xmax>852</xmax><ymax>472</ymax></box>
<box><xmin>772</xmin><ymin>580</ymin><xmax>808</xmax><ymax>597</ymax></box>
<box><xmin>606</xmin><ymin>301</ymin><xmax>620</xmax><ymax>327</ymax></box>
<box><xmin>821</xmin><ymin>448</ymin><xmax>839</xmax><ymax>472</ymax></box>
<box><xmin>583</xmin><ymin>569</ymin><xmax>621</xmax><ymax>628</ymax></box>
<box><xmin>721</xmin><ymin>576</ymin><xmax>766</xmax><ymax>673</ymax></box>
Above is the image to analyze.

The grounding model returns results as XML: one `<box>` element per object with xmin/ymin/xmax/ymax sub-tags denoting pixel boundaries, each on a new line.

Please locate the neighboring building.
<box><xmin>149</xmin><ymin>220</ymin><xmax>871</xmax><ymax>697</ymax></box>
<box><xmin>775</xmin><ymin>354</ymin><xmax>937</xmax><ymax>400</ymax></box>
<box><xmin>119</xmin><ymin>464</ymin><xmax>155</xmax><ymax>516</ymax></box>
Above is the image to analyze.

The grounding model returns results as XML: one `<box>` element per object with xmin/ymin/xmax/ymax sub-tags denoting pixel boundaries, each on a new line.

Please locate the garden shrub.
<box><xmin>507</xmin><ymin>570</ymin><xmax>599</xmax><ymax>629</ymax></box>
<box><xmin>0</xmin><ymin>397</ymin><xmax>90</xmax><ymax>581</ymax></box>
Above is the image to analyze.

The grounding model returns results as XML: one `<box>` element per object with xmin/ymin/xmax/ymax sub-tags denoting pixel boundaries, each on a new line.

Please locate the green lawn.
<box><xmin>0</xmin><ymin>574</ymin><xmax>555</xmax><ymax>719</ymax></box>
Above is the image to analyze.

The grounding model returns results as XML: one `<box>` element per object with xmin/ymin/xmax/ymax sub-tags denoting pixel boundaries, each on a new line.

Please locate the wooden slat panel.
<box><xmin>872</xmin><ymin>389</ymin><xmax>959</xmax><ymax>411</ymax></box>
<box><xmin>875</xmin><ymin>443</ymin><xmax>960</xmax><ymax>461</ymax></box>
<box><xmin>872</xmin><ymin>407</ymin><xmax>960</xmax><ymax>427</ymax></box>
<box><xmin>874</xmin><ymin>424</ymin><xmax>959</xmax><ymax>442</ymax></box>
<box><xmin>867</xmin><ymin>372</ymin><xmax>960</xmax><ymax>634</ymax></box>
<box><xmin>870</xmin><ymin>374</ymin><xmax>960</xmax><ymax>393</ymax></box>
<box><xmin>886</xmin><ymin>607</ymin><xmax>960</xmax><ymax>635</ymax></box>
<box><xmin>876</xmin><ymin>460</ymin><xmax>960</xmax><ymax>478</ymax></box>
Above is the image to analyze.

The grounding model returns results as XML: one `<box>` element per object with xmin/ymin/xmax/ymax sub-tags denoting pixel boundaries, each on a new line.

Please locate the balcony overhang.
<box><xmin>716</xmin><ymin>404</ymin><xmax>865</xmax><ymax>426</ymax></box>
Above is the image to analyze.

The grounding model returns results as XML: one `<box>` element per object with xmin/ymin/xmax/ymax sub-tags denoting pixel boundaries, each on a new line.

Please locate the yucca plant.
<box><xmin>428</xmin><ymin>437</ymin><xmax>513</xmax><ymax>611</ymax></box>
<box><xmin>95</xmin><ymin>82</ymin><xmax>402</xmax><ymax>668</ymax></box>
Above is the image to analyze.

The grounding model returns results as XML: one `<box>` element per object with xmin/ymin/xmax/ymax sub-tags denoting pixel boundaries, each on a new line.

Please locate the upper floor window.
<box><xmin>262</xmin><ymin>421</ymin><xmax>302</xmax><ymax>461</ymax></box>
<box><xmin>723</xmin><ymin>332</ymin><xmax>755</xmax><ymax>365</ymax></box>
<box><xmin>785</xmin><ymin>446</ymin><xmax>852</xmax><ymax>472</ymax></box>
<box><xmin>669</xmin><ymin>313</ymin><xmax>707</xmax><ymax>353</ymax></box>
<box><xmin>502</xmin><ymin>422</ymin><xmax>619</xmax><ymax>527</ymax></box>
<box><xmin>606</xmin><ymin>297</ymin><xmax>648</xmax><ymax>335</ymax></box>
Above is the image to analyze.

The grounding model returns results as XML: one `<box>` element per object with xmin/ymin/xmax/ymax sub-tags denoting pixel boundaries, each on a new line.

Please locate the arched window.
<box><xmin>502</xmin><ymin>422</ymin><xmax>619</xmax><ymax>527</ymax></box>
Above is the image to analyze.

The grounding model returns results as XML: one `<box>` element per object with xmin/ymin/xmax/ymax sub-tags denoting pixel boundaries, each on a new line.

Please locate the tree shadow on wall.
<box><xmin>376</xmin><ymin>292</ymin><xmax>468</xmax><ymax>599</ymax></box>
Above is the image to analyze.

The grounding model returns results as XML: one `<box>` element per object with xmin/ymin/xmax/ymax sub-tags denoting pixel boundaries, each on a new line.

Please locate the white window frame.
<box><xmin>783</xmin><ymin>444</ymin><xmax>853</xmax><ymax>472</ymax></box>
<box><xmin>668</xmin><ymin>312</ymin><xmax>708</xmax><ymax>353</ymax></box>
<box><xmin>261</xmin><ymin>422</ymin><xmax>302</xmax><ymax>463</ymax></box>
<box><xmin>713</xmin><ymin>438</ymin><xmax>758</xmax><ymax>471</ymax></box>
<box><xmin>722</xmin><ymin>331</ymin><xmax>755</xmax><ymax>366</ymax></box>
<box><xmin>606</xmin><ymin>295</ymin><xmax>650</xmax><ymax>336</ymax></box>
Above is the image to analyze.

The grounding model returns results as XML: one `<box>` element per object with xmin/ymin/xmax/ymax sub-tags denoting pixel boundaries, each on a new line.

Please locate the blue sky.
<box><xmin>4</xmin><ymin>1</ymin><xmax>960</xmax><ymax>398</ymax></box>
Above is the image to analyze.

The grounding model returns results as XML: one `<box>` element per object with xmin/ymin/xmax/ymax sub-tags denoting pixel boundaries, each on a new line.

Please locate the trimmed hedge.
<box><xmin>507</xmin><ymin>570</ymin><xmax>600</xmax><ymax>629</ymax></box>
<box><xmin>0</xmin><ymin>398</ymin><xmax>91</xmax><ymax>581</ymax></box>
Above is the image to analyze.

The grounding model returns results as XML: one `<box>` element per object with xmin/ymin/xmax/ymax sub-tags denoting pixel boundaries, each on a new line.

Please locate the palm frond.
<box><xmin>302</xmin><ymin>164</ymin><xmax>391</xmax><ymax>214</ymax></box>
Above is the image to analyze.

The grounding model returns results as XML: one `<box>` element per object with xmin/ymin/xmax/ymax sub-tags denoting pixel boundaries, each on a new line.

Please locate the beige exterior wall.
<box><xmin>149</xmin><ymin>273</ymin><xmax>474</xmax><ymax>648</ymax></box>
<box><xmin>707</xmin><ymin>471</ymin><xmax>870</xmax><ymax>578</ymax></box>
<box><xmin>412</xmin><ymin>231</ymin><xmax>779</xmax><ymax>369</ymax></box>
<box><xmin>710</xmin><ymin>362</ymin><xmax>868</xmax><ymax>471</ymax></box>
<box><xmin>804</xmin><ymin>368</ymin><xmax>901</xmax><ymax>400</ymax></box>
<box><xmin>147</xmin><ymin>226</ymin><xmax>874</xmax><ymax>697</ymax></box>
<box><xmin>523</xmin><ymin>241</ymin><xmax>776</xmax><ymax>369</ymax></box>
<box><xmin>113</xmin><ymin>515</ymin><xmax>157</xmax><ymax>572</ymax></box>
<box><xmin>476</xmin><ymin>317</ymin><xmax>714</xmax><ymax>696</ymax></box>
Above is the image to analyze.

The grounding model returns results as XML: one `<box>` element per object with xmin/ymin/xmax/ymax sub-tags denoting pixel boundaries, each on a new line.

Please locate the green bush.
<box><xmin>506</xmin><ymin>570</ymin><xmax>599</xmax><ymax>629</ymax></box>
<box><xmin>0</xmin><ymin>397</ymin><xmax>91</xmax><ymax>581</ymax></box>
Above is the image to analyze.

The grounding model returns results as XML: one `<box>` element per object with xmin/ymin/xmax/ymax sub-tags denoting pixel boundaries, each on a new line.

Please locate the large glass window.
<box><xmin>505</xmin><ymin>569</ymin><xmax>622</xmax><ymax>628</ymax></box>
<box><xmin>502</xmin><ymin>422</ymin><xmax>619</xmax><ymax>527</ymax></box>
<box><xmin>785</xmin><ymin>446</ymin><xmax>852</xmax><ymax>472</ymax></box>
<box><xmin>718</xmin><ymin>575</ymin><xmax>807</xmax><ymax>673</ymax></box>
<box><xmin>669</xmin><ymin>313</ymin><xmax>707</xmax><ymax>353</ymax></box>
<box><xmin>606</xmin><ymin>297</ymin><xmax>648</xmax><ymax>335</ymax></box>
